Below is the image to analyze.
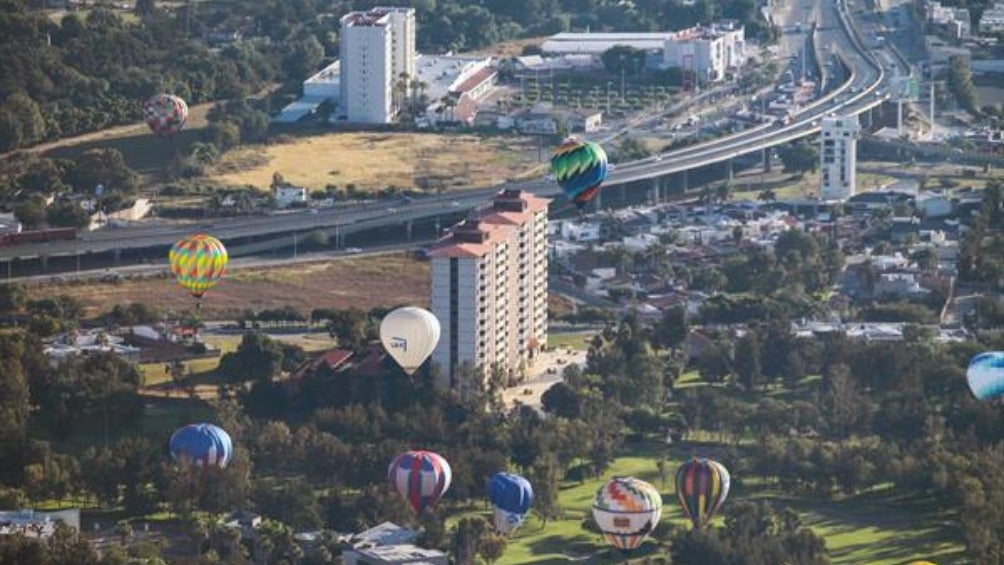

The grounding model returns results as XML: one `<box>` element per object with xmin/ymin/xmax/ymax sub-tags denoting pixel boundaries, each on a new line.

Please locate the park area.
<box><xmin>206</xmin><ymin>132</ymin><xmax>538</xmax><ymax>193</ymax></box>
<box><xmin>462</xmin><ymin>440</ymin><xmax>964</xmax><ymax>564</ymax></box>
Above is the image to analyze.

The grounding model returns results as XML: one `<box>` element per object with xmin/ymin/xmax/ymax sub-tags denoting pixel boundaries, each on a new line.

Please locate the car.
<box><xmin>653</xmin><ymin>155</ymin><xmax>663</xmax><ymax>161</ymax></box>
<box><xmin>450</xmin><ymin>201</ymin><xmax>461</xmax><ymax>207</ymax></box>
<box><xmin>101</xmin><ymin>272</ymin><xmax>122</xmax><ymax>283</ymax></box>
<box><xmin>308</xmin><ymin>209</ymin><xmax>319</xmax><ymax>214</ymax></box>
<box><xmin>386</xmin><ymin>207</ymin><xmax>397</xmax><ymax>213</ymax></box>
<box><xmin>345</xmin><ymin>247</ymin><xmax>363</xmax><ymax>254</ymax></box>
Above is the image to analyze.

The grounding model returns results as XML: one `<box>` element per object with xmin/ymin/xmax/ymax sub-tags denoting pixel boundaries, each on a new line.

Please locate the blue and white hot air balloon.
<box><xmin>967</xmin><ymin>351</ymin><xmax>1004</xmax><ymax>400</ymax></box>
<box><xmin>487</xmin><ymin>472</ymin><xmax>533</xmax><ymax>534</ymax></box>
<box><xmin>169</xmin><ymin>423</ymin><xmax>233</xmax><ymax>469</ymax></box>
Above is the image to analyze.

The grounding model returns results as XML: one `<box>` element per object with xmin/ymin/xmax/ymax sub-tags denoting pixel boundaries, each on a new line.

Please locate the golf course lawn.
<box><xmin>452</xmin><ymin>441</ymin><xmax>966</xmax><ymax>564</ymax></box>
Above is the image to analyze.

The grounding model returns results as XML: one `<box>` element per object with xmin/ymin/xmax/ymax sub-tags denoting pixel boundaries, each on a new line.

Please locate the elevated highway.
<box><xmin>1</xmin><ymin>0</ymin><xmax>908</xmax><ymax>266</ymax></box>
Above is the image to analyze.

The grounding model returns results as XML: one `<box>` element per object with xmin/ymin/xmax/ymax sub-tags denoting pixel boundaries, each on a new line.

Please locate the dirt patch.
<box><xmin>206</xmin><ymin>132</ymin><xmax>537</xmax><ymax>192</ymax></box>
<box><xmin>466</xmin><ymin>37</ymin><xmax>549</xmax><ymax>57</ymax></box>
<box><xmin>32</xmin><ymin>253</ymin><xmax>430</xmax><ymax>320</ymax></box>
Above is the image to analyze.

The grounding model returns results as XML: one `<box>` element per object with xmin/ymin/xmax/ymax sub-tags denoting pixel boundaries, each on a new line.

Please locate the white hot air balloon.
<box><xmin>380</xmin><ymin>307</ymin><xmax>441</xmax><ymax>376</ymax></box>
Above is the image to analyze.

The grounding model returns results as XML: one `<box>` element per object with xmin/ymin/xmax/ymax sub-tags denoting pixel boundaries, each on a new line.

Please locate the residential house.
<box><xmin>914</xmin><ymin>191</ymin><xmax>954</xmax><ymax>218</ymax></box>
<box><xmin>873</xmin><ymin>273</ymin><xmax>929</xmax><ymax>298</ymax></box>
<box><xmin>275</xmin><ymin>185</ymin><xmax>308</xmax><ymax>208</ymax></box>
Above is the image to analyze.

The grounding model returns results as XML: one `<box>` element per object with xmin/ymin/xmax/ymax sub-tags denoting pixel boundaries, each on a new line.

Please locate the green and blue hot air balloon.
<box><xmin>550</xmin><ymin>136</ymin><xmax>609</xmax><ymax>208</ymax></box>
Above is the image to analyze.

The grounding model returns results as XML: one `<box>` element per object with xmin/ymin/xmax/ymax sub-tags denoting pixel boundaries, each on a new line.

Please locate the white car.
<box><xmin>345</xmin><ymin>247</ymin><xmax>362</xmax><ymax>254</ymax></box>
<box><xmin>450</xmin><ymin>201</ymin><xmax>461</xmax><ymax>207</ymax></box>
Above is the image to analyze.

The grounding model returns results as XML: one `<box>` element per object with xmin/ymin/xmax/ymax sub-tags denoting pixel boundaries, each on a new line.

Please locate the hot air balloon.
<box><xmin>142</xmin><ymin>93</ymin><xmax>188</xmax><ymax>138</ymax></box>
<box><xmin>591</xmin><ymin>476</ymin><xmax>663</xmax><ymax>551</ymax></box>
<box><xmin>380</xmin><ymin>307</ymin><xmax>440</xmax><ymax>376</ymax></box>
<box><xmin>675</xmin><ymin>458</ymin><xmax>730</xmax><ymax>529</ymax></box>
<box><xmin>388</xmin><ymin>450</ymin><xmax>451</xmax><ymax>514</ymax></box>
<box><xmin>966</xmin><ymin>351</ymin><xmax>1004</xmax><ymax>400</ymax></box>
<box><xmin>168</xmin><ymin>234</ymin><xmax>228</xmax><ymax>307</ymax></box>
<box><xmin>169</xmin><ymin>423</ymin><xmax>233</xmax><ymax>468</ymax></box>
<box><xmin>550</xmin><ymin>137</ymin><xmax>609</xmax><ymax>208</ymax></box>
<box><xmin>487</xmin><ymin>472</ymin><xmax>533</xmax><ymax>534</ymax></box>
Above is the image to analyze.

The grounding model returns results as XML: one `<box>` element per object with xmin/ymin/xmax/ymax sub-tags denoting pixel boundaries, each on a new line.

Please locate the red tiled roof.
<box><xmin>451</xmin><ymin>67</ymin><xmax>497</xmax><ymax>95</ymax></box>
<box><xmin>427</xmin><ymin>222</ymin><xmax>514</xmax><ymax>258</ymax></box>
<box><xmin>315</xmin><ymin>349</ymin><xmax>354</xmax><ymax>371</ymax></box>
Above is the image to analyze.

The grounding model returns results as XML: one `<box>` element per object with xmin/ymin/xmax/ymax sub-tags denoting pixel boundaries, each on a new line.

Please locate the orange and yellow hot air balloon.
<box><xmin>168</xmin><ymin>234</ymin><xmax>228</xmax><ymax>306</ymax></box>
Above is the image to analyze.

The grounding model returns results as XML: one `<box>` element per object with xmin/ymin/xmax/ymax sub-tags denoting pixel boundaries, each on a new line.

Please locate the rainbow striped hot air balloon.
<box><xmin>550</xmin><ymin>136</ymin><xmax>609</xmax><ymax>208</ymax></box>
<box><xmin>591</xmin><ymin>476</ymin><xmax>663</xmax><ymax>551</ymax></box>
<box><xmin>169</xmin><ymin>423</ymin><xmax>233</xmax><ymax>469</ymax></box>
<box><xmin>388</xmin><ymin>450</ymin><xmax>452</xmax><ymax>514</ymax></box>
<box><xmin>675</xmin><ymin>458</ymin><xmax>731</xmax><ymax>529</ymax></box>
<box><xmin>169</xmin><ymin>234</ymin><xmax>228</xmax><ymax>306</ymax></box>
<box><xmin>143</xmin><ymin>93</ymin><xmax>188</xmax><ymax>138</ymax></box>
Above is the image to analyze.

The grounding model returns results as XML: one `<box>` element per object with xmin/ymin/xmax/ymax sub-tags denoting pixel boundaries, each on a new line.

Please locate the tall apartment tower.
<box><xmin>375</xmin><ymin>6</ymin><xmax>416</xmax><ymax>91</ymax></box>
<box><xmin>819</xmin><ymin>115</ymin><xmax>861</xmax><ymax>201</ymax></box>
<box><xmin>339</xmin><ymin>7</ymin><xmax>415</xmax><ymax>123</ymax></box>
<box><xmin>428</xmin><ymin>190</ymin><xmax>550</xmax><ymax>389</ymax></box>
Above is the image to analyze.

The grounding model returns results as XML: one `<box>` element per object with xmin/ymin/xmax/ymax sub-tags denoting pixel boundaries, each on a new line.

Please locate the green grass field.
<box><xmin>547</xmin><ymin>331</ymin><xmax>597</xmax><ymax>351</ymax></box>
<box><xmin>479</xmin><ymin>441</ymin><xmax>966</xmax><ymax>564</ymax></box>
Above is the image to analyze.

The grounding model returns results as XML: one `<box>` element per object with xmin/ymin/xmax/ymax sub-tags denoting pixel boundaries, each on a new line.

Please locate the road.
<box><xmin>0</xmin><ymin>0</ymin><xmax>905</xmax><ymax>264</ymax></box>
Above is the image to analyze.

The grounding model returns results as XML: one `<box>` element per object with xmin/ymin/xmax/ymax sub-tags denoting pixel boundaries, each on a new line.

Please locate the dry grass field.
<box><xmin>31</xmin><ymin>253</ymin><xmax>430</xmax><ymax>320</ymax></box>
<box><xmin>207</xmin><ymin>132</ymin><xmax>538</xmax><ymax>192</ymax></box>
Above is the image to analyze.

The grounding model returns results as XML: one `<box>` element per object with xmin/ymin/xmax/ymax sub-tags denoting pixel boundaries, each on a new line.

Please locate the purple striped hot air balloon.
<box><xmin>388</xmin><ymin>450</ymin><xmax>452</xmax><ymax>514</ymax></box>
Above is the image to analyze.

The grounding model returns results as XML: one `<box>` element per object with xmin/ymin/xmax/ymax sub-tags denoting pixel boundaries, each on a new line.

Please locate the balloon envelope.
<box><xmin>966</xmin><ymin>351</ymin><xmax>1004</xmax><ymax>400</ymax></box>
<box><xmin>380</xmin><ymin>307</ymin><xmax>440</xmax><ymax>375</ymax></box>
<box><xmin>388</xmin><ymin>450</ymin><xmax>452</xmax><ymax>514</ymax></box>
<box><xmin>169</xmin><ymin>423</ymin><xmax>233</xmax><ymax>468</ymax></box>
<box><xmin>169</xmin><ymin>234</ymin><xmax>228</xmax><ymax>299</ymax></box>
<box><xmin>675</xmin><ymin>458</ymin><xmax>730</xmax><ymax>529</ymax></box>
<box><xmin>488</xmin><ymin>472</ymin><xmax>533</xmax><ymax>534</ymax></box>
<box><xmin>143</xmin><ymin>93</ymin><xmax>188</xmax><ymax>137</ymax></box>
<box><xmin>550</xmin><ymin>137</ymin><xmax>609</xmax><ymax>208</ymax></box>
<box><xmin>592</xmin><ymin>476</ymin><xmax>663</xmax><ymax>551</ymax></box>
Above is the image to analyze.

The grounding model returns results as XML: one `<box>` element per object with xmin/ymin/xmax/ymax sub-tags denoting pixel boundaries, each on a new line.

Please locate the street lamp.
<box><xmin>606</xmin><ymin>81</ymin><xmax>613</xmax><ymax>115</ymax></box>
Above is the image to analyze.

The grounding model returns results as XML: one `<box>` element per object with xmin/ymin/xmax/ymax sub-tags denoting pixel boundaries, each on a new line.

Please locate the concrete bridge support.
<box><xmin>113</xmin><ymin>248</ymin><xmax>121</xmax><ymax>267</ymax></box>
<box><xmin>40</xmin><ymin>255</ymin><xmax>48</xmax><ymax>270</ymax></box>
<box><xmin>763</xmin><ymin>148</ymin><xmax>773</xmax><ymax>173</ymax></box>
<box><xmin>406</xmin><ymin>220</ymin><xmax>414</xmax><ymax>242</ymax></box>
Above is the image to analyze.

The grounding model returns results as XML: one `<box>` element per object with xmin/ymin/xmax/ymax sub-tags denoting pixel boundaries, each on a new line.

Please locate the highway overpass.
<box><xmin>0</xmin><ymin>0</ymin><xmax>908</xmax><ymax>269</ymax></box>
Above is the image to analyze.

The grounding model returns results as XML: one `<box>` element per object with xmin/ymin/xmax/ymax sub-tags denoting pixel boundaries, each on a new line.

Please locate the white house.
<box><xmin>274</xmin><ymin>186</ymin><xmax>307</xmax><ymax>208</ymax></box>
<box><xmin>621</xmin><ymin>233</ymin><xmax>661</xmax><ymax>251</ymax></box>
<box><xmin>915</xmin><ymin>192</ymin><xmax>954</xmax><ymax>218</ymax></box>
<box><xmin>585</xmin><ymin>268</ymin><xmax>617</xmax><ymax>293</ymax></box>
<box><xmin>874</xmin><ymin>273</ymin><xmax>928</xmax><ymax>298</ymax></box>
<box><xmin>560</xmin><ymin>220</ymin><xmax>601</xmax><ymax>242</ymax></box>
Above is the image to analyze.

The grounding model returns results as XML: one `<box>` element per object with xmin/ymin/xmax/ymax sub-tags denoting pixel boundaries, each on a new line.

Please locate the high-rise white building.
<box><xmin>339</xmin><ymin>7</ymin><xmax>415</xmax><ymax>123</ymax></box>
<box><xmin>662</xmin><ymin>22</ymin><xmax>745</xmax><ymax>84</ymax></box>
<box><xmin>819</xmin><ymin>116</ymin><xmax>861</xmax><ymax>201</ymax></box>
<box><xmin>376</xmin><ymin>6</ymin><xmax>416</xmax><ymax>90</ymax></box>
<box><xmin>428</xmin><ymin>190</ymin><xmax>549</xmax><ymax>389</ymax></box>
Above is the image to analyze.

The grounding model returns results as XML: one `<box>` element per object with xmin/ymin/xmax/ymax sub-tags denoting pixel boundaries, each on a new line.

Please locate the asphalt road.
<box><xmin>0</xmin><ymin>0</ymin><xmax>904</xmax><ymax>263</ymax></box>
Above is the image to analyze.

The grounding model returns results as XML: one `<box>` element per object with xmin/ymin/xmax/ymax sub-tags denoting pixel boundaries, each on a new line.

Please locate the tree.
<box><xmin>697</xmin><ymin>343</ymin><xmax>731</xmax><ymax>383</ymax></box>
<box><xmin>0</xmin><ymin>283</ymin><xmax>27</xmax><ymax>313</ymax></box>
<box><xmin>134</xmin><ymin>0</ymin><xmax>156</xmax><ymax>17</ymax></box>
<box><xmin>600</xmin><ymin>45</ymin><xmax>646</xmax><ymax>76</ymax></box>
<box><xmin>946</xmin><ymin>55</ymin><xmax>978</xmax><ymax>115</ymax></box>
<box><xmin>452</xmin><ymin>515</ymin><xmax>491</xmax><ymax>565</ymax></box>
<box><xmin>218</xmin><ymin>332</ymin><xmax>284</xmax><ymax>382</ymax></box>
<box><xmin>46</xmin><ymin>201</ymin><xmax>90</xmax><ymax>229</ymax></box>
<box><xmin>68</xmin><ymin>149</ymin><xmax>137</xmax><ymax>194</ymax></box>
<box><xmin>13</xmin><ymin>197</ymin><xmax>47</xmax><ymax>229</ymax></box>
<box><xmin>734</xmin><ymin>331</ymin><xmax>762</xmax><ymax>391</ymax></box>
<box><xmin>778</xmin><ymin>141</ymin><xmax>819</xmax><ymax>176</ymax></box>
<box><xmin>653</xmin><ymin>306</ymin><xmax>688</xmax><ymax>354</ymax></box>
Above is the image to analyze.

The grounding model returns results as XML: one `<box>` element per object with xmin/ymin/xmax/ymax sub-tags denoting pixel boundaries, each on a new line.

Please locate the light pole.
<box><xmin>606</xmin><ymin>81</ymin><xmax>613</xmax><ymax>115</ymax></box>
